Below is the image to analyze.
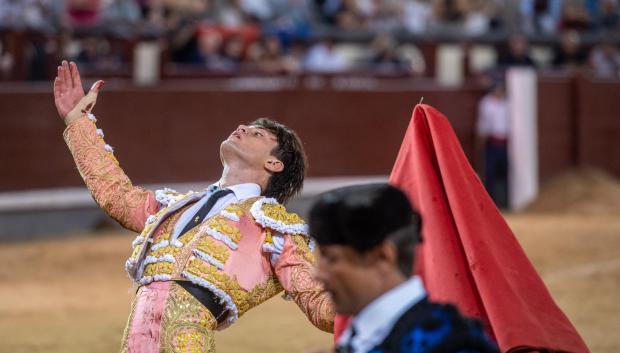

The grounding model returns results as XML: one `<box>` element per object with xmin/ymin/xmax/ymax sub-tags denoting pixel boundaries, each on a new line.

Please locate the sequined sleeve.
<box><xmin>63</xmin><ymin>116</ymin><xmax>159</xmax><ymax>233</ymax></box>
<box><xmin>273</xmin><ymin>233</ymin><xmax>335</xmax><ymax>333</ymax></box>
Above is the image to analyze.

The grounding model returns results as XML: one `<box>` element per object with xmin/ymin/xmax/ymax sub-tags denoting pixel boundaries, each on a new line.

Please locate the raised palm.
<box><xmin>53</xmin><ymin>61</ymin><xmax>86</xmax><ymax>120</ymax></box>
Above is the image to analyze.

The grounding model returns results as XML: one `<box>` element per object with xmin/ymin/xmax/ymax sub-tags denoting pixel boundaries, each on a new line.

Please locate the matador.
<box><xmin>53</xmin><ymin>61</ymin><xmax>334</xmax><ymax>352</ymax></box>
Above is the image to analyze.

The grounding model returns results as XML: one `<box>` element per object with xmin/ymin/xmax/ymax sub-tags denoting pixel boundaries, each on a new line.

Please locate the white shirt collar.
<box><xmin>224</xmin><ymin>182</ymin><xmax>261</xmax><ymax>201</ymax></box>
<box><xmin>210</xmin><ymin>182</ymin><xmax>261</xmax><ymax>201</ymax></box>
<box><xmin>338</xmin><ymin>276</ymin><xmax>427</xmax><ymax>353</ymax></box>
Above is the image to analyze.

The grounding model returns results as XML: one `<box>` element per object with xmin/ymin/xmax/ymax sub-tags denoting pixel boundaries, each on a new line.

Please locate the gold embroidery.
<box><xmin>160</xmin><ymin>282</ymin><xmax>217</xmax><ymax>353</ymax></box>
<box><xmin>262</xmin><ymin>203</ymin><xmax>306</xmax><ymax>226</ymax></box>
<box><xmin>184</xmin><ymin>258</ymin><xmax>283</xmax><ymax>318</ymax></box>
<box><xmin>204</xmin><ymin>216</ymin><xmax>242</xmax><ymax>243</ymax></box>
<box><xmin>291</xmin><ymin>234</ymin><xmax>315</xmax><ymax>263</ymax></box>
<box><xmin>264</xmin><ymin>229</ymin><xmax>273</xmax><ymax>244</ymax></box>
<box><xmin>288</xmin><ymin>265</ymin><xmax>335</xmax><ymax>333</ymax></box>
<box><xmin>193</xmin><ymin>237</ymin><xmax>231</xmax><ymax>265</ymax></box>
<box><xmin>64</xmin><ymin>118</ymin><xmax>152</xmax><ymax>233</ymax></box>
<box><xmin>143</xmin><ymin>262</ymin><xmax>175</xmax><ymax>277</ymax></box>
<box><xmin>184</xmin><ymin>258</ymin><xmax>250</xmax><ymax>314</ymax></box>
<box><xmin>222</xmin><ymin>203</ymin><xmax>244</xmax><ymax>218</ymax></box>
<box><xmin>246</xmin><ymin>276</ymin><xmax>283</xmax><ymax>309</ymax></box>
<box><xmin>149</xmin><ymin>246</ymin><xmax>182</xmax><ymax>259</ymax></box>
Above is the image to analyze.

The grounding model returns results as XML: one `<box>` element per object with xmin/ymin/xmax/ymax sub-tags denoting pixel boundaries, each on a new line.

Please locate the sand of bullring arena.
<box><xmin>1</xmin><ymin>170</ymin><xmax>619</xmax><ymax>353</ymax></box>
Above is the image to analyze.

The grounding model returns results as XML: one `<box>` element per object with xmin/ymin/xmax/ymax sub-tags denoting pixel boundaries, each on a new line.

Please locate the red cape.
<box><xmin>334</xmin><ymin>104</ymin><xmax>589</xmax><ymax>353</ymax></box>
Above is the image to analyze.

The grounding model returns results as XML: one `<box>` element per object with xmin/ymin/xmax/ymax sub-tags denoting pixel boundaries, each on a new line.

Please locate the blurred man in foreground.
<box><xmin>53</xmin><ymin>60</ymin><xmax>333</xmax><ymax>352</ymax></box>
<box><xmin>309</xmin><ymin>183</ymin><xmax>499</xmax><ymax>353</ymax></box>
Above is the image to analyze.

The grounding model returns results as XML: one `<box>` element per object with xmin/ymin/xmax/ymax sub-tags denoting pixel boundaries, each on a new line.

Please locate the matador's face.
<box><xmin>220</xmin><ymin>124</ymin><xmax>282</xmax><ymax>173</ymax></box>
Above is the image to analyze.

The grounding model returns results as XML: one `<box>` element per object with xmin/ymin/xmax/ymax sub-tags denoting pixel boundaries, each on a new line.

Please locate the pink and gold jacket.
<box><xmin>64</xmin><ymin>114</ymin><xmax>334</xmax><ymax>332</ymax></box>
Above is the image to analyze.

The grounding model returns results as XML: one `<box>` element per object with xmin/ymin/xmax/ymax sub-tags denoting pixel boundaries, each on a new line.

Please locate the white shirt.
<box><xmin>337</xmin><ymin>276</ymin><xmax>427</xmax><ymax>353</ymax></box>
<box><xmin>171</xmin><ymin>182</ymin><xmax>261</xmax><ymax>240</ymax></box>
<box><xmin>477</xmin><ymin>93</ymin><xmax>510</xmax><ymax>139</ymax></box>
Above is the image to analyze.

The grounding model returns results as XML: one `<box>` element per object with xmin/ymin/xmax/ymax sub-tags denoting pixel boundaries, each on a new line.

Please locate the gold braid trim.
<box><xmin>184</xmin><ymin>258</ymin><xmax>282</xmax><ymax>318</ymax></box>
<box><xmin>63</xmin><ymin>117</ymin><xmax>153</xmax><ymax>233</ymax></box>
<box><xmin>160</xmin><ymin>283</ymin><xmax>217</xmax><ymax>353</ymax></box>
<box><xmin>287</xmin><ymin>234</ymin><xmax>335</xmax><ymax>333</ymax></box>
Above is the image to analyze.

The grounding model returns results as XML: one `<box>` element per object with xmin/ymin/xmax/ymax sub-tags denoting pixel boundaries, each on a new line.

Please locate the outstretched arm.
<box><xmin>55</xmin><ymin>61</ymin><xmax>159</xmax><ymax>232</ymax></box>
<box><xmin>273</xmin><ymin>234</ymin><xmax>335</xmax><ymax>333</ymax></box>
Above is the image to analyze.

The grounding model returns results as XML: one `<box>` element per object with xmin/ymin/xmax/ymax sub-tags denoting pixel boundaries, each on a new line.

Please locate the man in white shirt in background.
<box><xmin>477</xmin><ymin>80</ymin><xmax>510</xmax><ymax>208</ymax></box>
<box><xmin>309</xmin><ymin>183</ymin><xmax>499</xmax><ymax>353</ymax></box>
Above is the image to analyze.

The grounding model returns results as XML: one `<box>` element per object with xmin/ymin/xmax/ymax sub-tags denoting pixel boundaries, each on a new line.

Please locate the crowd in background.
<box><xmin>1</xmin><ymin>0</ymin><xmax>620</xmax><ymax>79</ymax></box>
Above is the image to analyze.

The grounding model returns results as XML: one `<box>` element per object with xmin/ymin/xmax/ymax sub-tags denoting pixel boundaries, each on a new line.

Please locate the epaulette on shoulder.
<box><xmin>155</xmin><ymin>188</ymin><xmax>190</xmax><ymax>207</ymax></box>
<box><xmin>250</xmin><ymin>197</ymin><xmax>308</xmax><ymax>236</ymax></box>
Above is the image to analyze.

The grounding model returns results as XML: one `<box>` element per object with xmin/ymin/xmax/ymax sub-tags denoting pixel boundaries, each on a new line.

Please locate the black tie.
<box><xmin>179</xmin><ymin>189</ymin><xmax>233</xmax><ymax>236</ymax></box>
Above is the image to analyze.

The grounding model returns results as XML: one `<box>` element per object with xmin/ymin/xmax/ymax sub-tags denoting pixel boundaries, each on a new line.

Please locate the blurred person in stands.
<box><xmin>313</xmin><ymin>0</ymin><xmax>345</xmax><ymax>27</ymax></box>
<box><xmin>552</xmin><ymin>30</ymin><xmax>588</xmax><ymax>70</ymax></box>
<box><xmin>196</xmin><ymin>29</ymin><xmax>228</xmax><ymax>70</ymax></box>
<box><xmin>519</xmin><ymin>0</ymin><xmax>562</xmax><ymax>34</ymax></box>
<box><xmin>362</xmin><ymin>0</ymin><xmax>402</xmax><ymax>32</ymax></box>
<box><xmin>74</xmin><ymin>36</ymin><xmax>123</xmax><ymax>71</ymax></box>
<box><xmin>558</xmin><ymin>0</ymin><xmax>592</xmax><ymax>32</ymax></box>
<box><xmin>281</xmin><ymin>40</ymin><xmax>306</xmax><ymax>74</ymax></box>
<box><xmin>221</xmin><ymin>34</ymin><xmax>246</xmax><ymax>71</ymax></box>
<box><xmin>477</xmin><ymin>80</ymin><xmax>509</xmax><ymax>208</ymax></box>
<box><xmin>366</xmin><ymin>32</ymin><xmax>410</xmax><ymax>75</ymax></box>
<box><xmin>0</xmin><ymin>0</ymin><xmax>62</xmax><ymax>80</ymax></box>
<box><xmin>600</xmin><ymin>0</ymin><xmax>620</xmax><ymax>32</ymax></box>
<box><xmin>461</xmin><ymin>0</ymin><xmax>493</xmax><ymax>36</ymax></box>
<box><xmin>67</xmin><ymin>0</ymin><xmax>102</xmax><ymax>27</ymax></box>
<box><xmin>100</xmin><ymin>0</ymin><xmax>143</xmax><ymax>37</ymax></box>
<box><xmin>428</xmin><ymin>0</ymin><xmax>463</xmax><ymax>34</ymax></box>
<box><xmin>53</xmin><ymin>61</ymin><xmax>334</xmax><ymax>352</ymax></box>
<box><xmin>310</xmin><ymin>183</ymin><xmax>500</xmax><ymax>353</ymax></box>
<box><xmin>256</xmin><ymin>35</ymin><xmax>286</xmax><ymax>73</ymax></box>
<box><xmin>0</xmin><ymin>0</ymin><xmax>62</xmax><ymax>32</ymax></box>
<box><xmin>401</xmin><ymin>0</ymin><xmax>432</xmax><ymax>34</ymax></box>
<box><xmin>498</xmin><ymin>34</ymin><xmax>536</xmax><ymax>68</ymax></box>
<box><xmin>589</xmin><ymin>41</ymin><xmax>620</xmax><ymax>78</ymax></box>
<box><xmin>304</xmin><ymin>39</ymin><xmax>349</xmax><ymax>73</ymax></box>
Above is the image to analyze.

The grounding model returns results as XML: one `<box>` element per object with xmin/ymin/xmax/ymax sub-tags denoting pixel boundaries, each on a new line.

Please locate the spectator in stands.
<box><xmin>0</xmin><ymin>0</ymin><xmax>62</xmax><ymax>32</ymax></box>
<box><xmin>401</xmin><ymin>0</ymin><xmax>432</xmax><ymax>34</ymax></box>
<box><xmin>66</xmin><ymin>0</ymin><xmax>103</xmax><ymax>27</ymax></box>
<box><xmin>304</xmin><ymin>39</ymin><xmax>348</xmax><ymax>73</ymax></box>
<box><xmin>558</xmin><ymin>0</ymin><xmax>592</xmax><ymax>32</ymax></box>
<box><xmin>366</xmin><ymin>32</ymin><xmax>410</xmax><ymax>74</ymax></box>
<box><xmin>332</xmin><ymin>0</ymin><xmax>364</xmax><ymax>30</ymax></box>
<box><xmin>100</xmin><ymin>0</ymin><xmax>143</xmax><ymax>37</ymax></box>
<box><xmin>363</xmin><ymin>0</ymin><xmax>402</xmax><ymax>32</ymax></box>
<box><xmin>552</xmin><ymin>30</ymin><xmax>588</xmax><ymax>70</ymax></box>
<box><xmin>255</xmin><ymin>35</ymin><xmax>286</xmax><ymax>73</ymax></box>
<box><xmin>281</xmin><ymin>40</ymin><xmax>306</xmax><ymax>74</ymax></box>
<box><xmin>0</xmin><ymin>38</ymin><xmax>12</xmax><ymax>80</ymax></box>
<box><xmin>312</xmin><ymin>0</ymin><xmax>344</xmax><ymax>26</ymax></box>
<box><xmin>519</xmin><ymin>0</ymin><xmax>563</xmax><ymax>34</ymax></box>
<box><xmin>599</xmin><ymin>0</ymin><xmax>620</xmax><ymax>32</ymax></box>
<box><xmin>196</xmin><ymin>28</ymin><xmax>228</xmax><ymax>70</ymax></box>
<box><xmin>477</xmin><ymin>79</ymin><xmax>510</xmax><ymax>208</ymax></box>
<box><xmin>429</xmin><ymin>0</ymin><xmax>464</xmax><ymax>34</ymax></box>
<box><xmin>221</xmin><ymin>34</ymin><xmax>246</xmax><ymax>70</ymax></box>
<box><xmin>498</xmin><ymin>34</ymin><xmax>536</xmax><ymax>68</ymax></box>
<box><xmin>461</xmin><ymin>0</ymin><xmax>493</xmax><ymax>36</ymax></box>
<box><xmin>74</xmin><ymin>36</ymin><xmax>123</xmax><ymax>71</ymax></box>
<box><xmin>589</xmin><ymin>41</ymin><xmax>620</xmax><ymax>78</ymax></box>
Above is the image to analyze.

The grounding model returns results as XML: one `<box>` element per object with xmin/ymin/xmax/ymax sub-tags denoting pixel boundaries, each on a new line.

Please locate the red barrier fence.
<box><xmin>0</xmin><ymin>74</ymin><xmax>618</xmax><ymax>193</ymax></box>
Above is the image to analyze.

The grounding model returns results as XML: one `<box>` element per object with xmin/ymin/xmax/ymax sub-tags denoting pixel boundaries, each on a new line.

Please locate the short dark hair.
<box><xmin>309</xmin><ymin>183</ymin><xmax>422</xmax><ymax>276</ymax></box>
<box><xmin>249</xmin><ymin>118</ymin><xmax>307</xmax><ymax>204</ymax></box>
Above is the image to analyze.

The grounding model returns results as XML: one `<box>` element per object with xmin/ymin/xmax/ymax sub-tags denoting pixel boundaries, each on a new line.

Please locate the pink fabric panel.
<box><xmin>127</xmin><ymin>281</ymin><xmax>171</xmax><ymax>353</ymax></box>
<box><xmin>223</xmin><ymin>217</ymin><xmax>271</xmax><ymax>291</ymax></box>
